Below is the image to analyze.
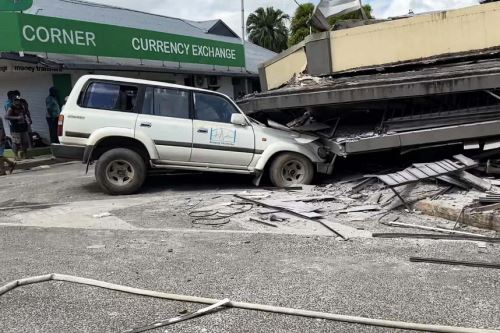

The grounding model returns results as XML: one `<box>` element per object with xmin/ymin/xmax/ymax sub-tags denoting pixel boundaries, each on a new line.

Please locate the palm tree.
<box><xmin>246</xmin><ymin>7</ymin><xmax>290</xmax><ymax>53</ymax></box>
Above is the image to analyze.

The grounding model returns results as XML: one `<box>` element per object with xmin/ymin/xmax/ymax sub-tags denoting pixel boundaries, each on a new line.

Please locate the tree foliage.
<box><xmin>246</xmin><ymin>7</ymin><xmax>290</xmax><ymax>53</ymax></box>
<box><xmin>289</xmin><ymin>3</ymin><xmax>317</xmax><ymax>47</ymax></box>
<box><xmin>288</xmin><ymin>4</ymin><xmax>374</xmax><ymax>47</ymax></box>
<box><xmin>328</xmin><ymin>5</ymin><xmax>373</xmax><ymax>26</ymax></box>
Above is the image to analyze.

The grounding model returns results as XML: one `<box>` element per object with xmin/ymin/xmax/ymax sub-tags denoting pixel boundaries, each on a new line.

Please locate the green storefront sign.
<box><xmin>0</xmin><ymin>12</ymin><xmax>246</xmax><ymax>67</ymax></box>
<box><xmin>0</xmin><ymin>0</ymin><xmax>33</xmax><ymax>11</ymax></box>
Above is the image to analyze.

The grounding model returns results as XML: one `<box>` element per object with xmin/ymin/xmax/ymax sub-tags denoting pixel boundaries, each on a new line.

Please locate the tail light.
<box><xmin>57</xmin><ymin>115</ymin><xmax>64</xmax><ymax>137</ymax></box>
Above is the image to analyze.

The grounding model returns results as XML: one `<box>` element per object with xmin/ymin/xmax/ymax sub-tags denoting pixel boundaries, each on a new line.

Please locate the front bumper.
<box><xmin>51</xmin><ymin>144</ymin><xmax>85</xmax><ymax>161</ymax></box>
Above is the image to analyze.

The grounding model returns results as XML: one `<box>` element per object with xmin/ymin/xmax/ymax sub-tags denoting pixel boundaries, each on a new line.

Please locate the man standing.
<box><xmin>13</xmin><ymin>90</ymin><xmax>33</xmax><ymax>132</ymax></box>
<box><xmin>5</xmin><ymin>96</ymin><xmax>30</xmax><ymax>160</ymax></box>
<box><xmin>46</xmin><ymin>87</ymin><xmax>61</xmax><ymax>144</ymax></box>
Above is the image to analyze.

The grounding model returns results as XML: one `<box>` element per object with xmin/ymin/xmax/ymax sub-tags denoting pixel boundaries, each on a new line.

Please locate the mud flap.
<box><xmin>252</xmin><ymin>171</ymin><xmax>264</xmax><ymax>187</ymax></box>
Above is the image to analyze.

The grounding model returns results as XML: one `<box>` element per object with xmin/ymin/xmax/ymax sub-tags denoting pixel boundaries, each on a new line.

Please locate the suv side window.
<box><xmin>194</xmin><ymin>92</ymin><xmax>239</xmax><ymax>123</ymax></box>
<box><xmin>81</xmin><ymin>82</ymin><xmax>138</xmax><ymax>112</ymax></box>
<box><xmin>142</xmin><ymin>87</ymin><xmax>190</xmax><ymax>119</ymax></box>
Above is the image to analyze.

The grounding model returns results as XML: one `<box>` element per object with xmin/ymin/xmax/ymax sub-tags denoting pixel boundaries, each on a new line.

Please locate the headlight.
<box><xmin>317</xmin><ymin>146</ymin><xmax>330</xmax><ymax>159</ymax></box>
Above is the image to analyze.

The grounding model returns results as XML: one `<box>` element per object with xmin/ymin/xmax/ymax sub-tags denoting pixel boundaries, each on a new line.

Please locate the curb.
<box><xmin>14</xmin><ymin>157</ymin><xmax>73</xmax><ymax>171</ymax></box>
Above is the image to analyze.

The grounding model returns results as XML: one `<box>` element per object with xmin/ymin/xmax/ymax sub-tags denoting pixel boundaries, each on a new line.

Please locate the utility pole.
<box><xmin>241</xmin><ymin>0</ymin><xmax>249</xmax><ymax>94</ymax></box>
<box><xmin>241</xmin><ymin>0</ymin><xmax>245</xmax><ymax>44</ymax></box>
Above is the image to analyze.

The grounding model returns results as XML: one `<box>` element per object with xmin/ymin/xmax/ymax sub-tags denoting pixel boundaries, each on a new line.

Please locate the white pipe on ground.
<box><xmin>0</xmin><ymin>274</ymin><xmax>497</xmax><ymax>333</ymax></box>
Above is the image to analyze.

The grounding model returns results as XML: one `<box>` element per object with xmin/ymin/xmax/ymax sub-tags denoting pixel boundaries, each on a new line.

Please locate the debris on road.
<box><xmin>372</xmin><ymin>233</ymin><xmax>500</xmax><ymax>243</ymax></box>
<box><xmin>379</xmin><ymin>221</ymin><xmax>487</xmax><ymax>237</ymax></box>
<box><xmin>409</xmin><ymin>257</ymin><xmax>500</xmax><ymax>269</ymax></box>
<box><xmin>86</xmin><ymin>245</ymin><xmax>106</xmax><ymax>249</ymax></box>
<box><xmin>249</xmin><ymin>218</ymin><xmax>279</xmax><ymax>228</ymax></box>
<box><xmin>92</xmin><ymin>212</ymin><xmax>113</xmax><ymax>219</ymax></box>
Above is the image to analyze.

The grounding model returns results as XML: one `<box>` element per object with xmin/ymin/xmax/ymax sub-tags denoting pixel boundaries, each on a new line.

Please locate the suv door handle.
<box><xmin>197</xmin><ymin>128</ymin><xmax>209</xmax><ymax>133</ymax></box>
<box><xmin>140</xmin><ymin>122</ymin><xmax>152</xmax><ymax>128</ymax></box>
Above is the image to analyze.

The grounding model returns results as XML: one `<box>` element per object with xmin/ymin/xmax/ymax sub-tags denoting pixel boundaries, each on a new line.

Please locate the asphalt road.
<box><xmin>0</xmin><ymin>163</ymin><xmax>499</xmax><ymax>333</ymax></box>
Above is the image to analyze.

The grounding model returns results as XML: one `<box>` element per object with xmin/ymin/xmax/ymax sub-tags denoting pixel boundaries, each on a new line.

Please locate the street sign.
<box><xmin>0</xmin><ymin>0</ymin><xmax>33</xmax><ymax>11</ymax></box>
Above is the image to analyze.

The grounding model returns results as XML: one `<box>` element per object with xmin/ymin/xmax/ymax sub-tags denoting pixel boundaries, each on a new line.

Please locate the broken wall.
<box><xmin>259</xmin><ymin>2</ymin><xmax>500</xmax><ymax>91</ymax></box>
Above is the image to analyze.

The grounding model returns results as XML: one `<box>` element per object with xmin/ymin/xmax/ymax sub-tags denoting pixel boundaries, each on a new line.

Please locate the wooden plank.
<box><xmin>444</xmin><ymin>160</ymin><xmax>466</xmax><ymax>170</ymax></box>
<box><xmin>281</xmin><ymin>196</ymin><xmax>337</xmax><ymax>203</ymax></box>
<box><xmin>338</xmin><ymin>205</ymin><xmax>381</xmax><ymax>214</ymax></box>
<box><xmin>426</xmin><ymin>163</ymin><xmax>448</xmax><ymax>174</ymax></box>
<box><xmin>456</xmin><ymin>171</ymin><xmax>492</xmax><ymax>191</ymax></box>
<box><xmin>398</xmin><ymin>170</ymin><xmax>419</xmax><ymax>181</ymax></box>
<box><xmin>443</xmin><ymin>159</ymin><xmax>463</xmax><ymax>169</ymax></box>
<box><xmin>470</xmin><ymin>202</ymin><xmax>500</xmax><ymax>212</ymax></box>
<box><xmin>435</xmin><ymin>161</ymin><xmax>456</xmax><ymax>172</ymax></box>
<box><xmin>381</xmin><ymin>221</ymin><xmax>487</xmax><ymax>237</ymax></box>
<box><xmin>407</xmin><ymin>168</ymin><xmax>429</xmax><ymax>179</ymax></box>
<box><xmin>352</xmin><ymin>177</ymin><xmax>377</xmax><ymax>193</ymax></box>
<box><xmin>378</xmin><ymin>175</ymin><xmax>399</xmax><ymax>186</ymax></box>
<box><xmin>417</xmin><ymin>166</ymin><xmax>439</xmax><ymax>177</ymax></box>
<box><xmin>372</xmin><ymin>233</ymin><xmax>500</xmax><ymax>242</ymax></box>
<box><xmin>453</xmin><ymin>154</ymin><xmax>477</xmax><ymax>167</ymax></box>
<box><xmin>436</xmin><ymin>175</ymin><xmax>471</xmax><ymax>190</ymax></box>
<box><xmin>391</xmin><ymin>173</ymin><xmax>410</xmax><ymax>184</ymax></box>
<box><xmin>442</xmin><ymin>160</ymin><xmax>462</xmax><ymax>171</ymax></box>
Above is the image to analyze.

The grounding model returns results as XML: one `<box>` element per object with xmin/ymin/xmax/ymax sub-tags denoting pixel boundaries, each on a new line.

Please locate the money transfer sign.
<box><xmin>0</xmin><ymin>12</ymin><xmax>246</xmax><ymax>67</ymax></box>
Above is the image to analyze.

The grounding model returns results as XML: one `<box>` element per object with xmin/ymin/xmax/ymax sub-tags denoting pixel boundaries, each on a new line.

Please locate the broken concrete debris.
<box><xmin>182</xmin><ymin>151</ymin><xmax>500</xmax><ymax>240</ymax></box>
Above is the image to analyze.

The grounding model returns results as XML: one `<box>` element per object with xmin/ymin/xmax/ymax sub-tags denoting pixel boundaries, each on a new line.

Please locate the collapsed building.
<box><xmin>238</xmin><ymin>2</ymin><xmax>500</xmax><ymax>163</ymax></box>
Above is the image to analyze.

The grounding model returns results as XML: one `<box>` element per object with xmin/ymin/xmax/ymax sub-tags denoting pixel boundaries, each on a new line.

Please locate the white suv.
<box><xmin>52</xmin><ymin>75</ymin><xmax>333</xmax><ymax>195</ymax></box>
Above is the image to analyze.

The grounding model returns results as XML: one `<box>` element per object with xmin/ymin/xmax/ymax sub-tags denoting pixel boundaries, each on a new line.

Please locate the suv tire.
<box><xmin>269</xmin><ymin>152</ymin><xmax>314</xmax><ymax>187</ymax></box>
<box><xmin>95</xmin><ymin>148</ymin><xmax>146</xmax><ymax>195</ymax></box>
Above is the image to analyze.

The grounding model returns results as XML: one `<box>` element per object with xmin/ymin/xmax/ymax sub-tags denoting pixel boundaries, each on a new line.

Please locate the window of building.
<box><xmin>81</xmin><ymin>82</ymin><xmax>138</xmax><ymax>112</ymax></box>
<box><xmin>194</xmin><ymin>92</ymin><xmax>239</xmax><ymax>123</ymax></box>
<box><xmin>142</xmin><ymin>87</ymin><xmax>190</xmax><ymax>119</ymax></box>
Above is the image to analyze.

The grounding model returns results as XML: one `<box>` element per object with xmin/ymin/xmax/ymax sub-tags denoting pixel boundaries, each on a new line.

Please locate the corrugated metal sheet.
<box><xmin>372</xmin><ymin>155</ymin><xmax>478</xmax><ymax>187</ymax></box>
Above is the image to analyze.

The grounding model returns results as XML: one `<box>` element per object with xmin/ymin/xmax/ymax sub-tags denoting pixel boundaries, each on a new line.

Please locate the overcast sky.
<box><xmin>85</xmin><ymin>0</ymin><xmax>480</xmax><ymax>37</ymax></box>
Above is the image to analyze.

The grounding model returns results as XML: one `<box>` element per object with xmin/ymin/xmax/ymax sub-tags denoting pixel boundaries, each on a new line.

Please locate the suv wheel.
<box><xmin>269</xmin><ymin>152</ymin><xmax>314</xmax><ymax>187</ymax></box>
<box><xmin>95</xmin><ymin>148</ymin><xmax>146</xmax><ymax>195</ymax></box>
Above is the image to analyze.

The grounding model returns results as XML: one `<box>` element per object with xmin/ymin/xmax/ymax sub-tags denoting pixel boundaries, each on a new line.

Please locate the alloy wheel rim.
<box><xmin>106</xmin><ymin>160</ymin><xmax>135</xmax><ymax>186</ymax></box>
<box><xmin>281</xmin><ymin>159</ymin><xmax>306</xmax><ymax>185</ymax></box>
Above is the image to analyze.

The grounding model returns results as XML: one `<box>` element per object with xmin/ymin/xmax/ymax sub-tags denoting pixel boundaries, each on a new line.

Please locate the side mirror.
<box><xmin>231</xmin><ymin>113</ymin><xmax>248</xmax><ymax>126</ymax></box>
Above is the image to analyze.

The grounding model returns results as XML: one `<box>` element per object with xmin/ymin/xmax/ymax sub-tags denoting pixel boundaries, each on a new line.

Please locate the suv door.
<box><xmin>191</xmin><ymin>92</ymin><xmax>255</xmax><ymax>166</ymax></box>
<box><xmin>135</xmin><ymin>87</ymin><xmax>193</xmax><ymax>162</ymax></box>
